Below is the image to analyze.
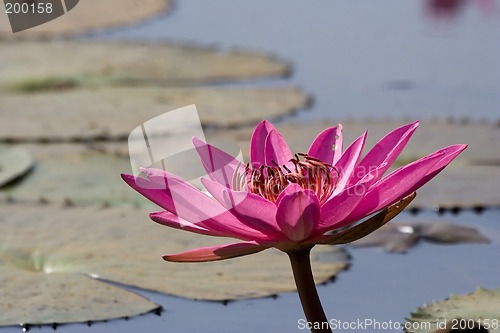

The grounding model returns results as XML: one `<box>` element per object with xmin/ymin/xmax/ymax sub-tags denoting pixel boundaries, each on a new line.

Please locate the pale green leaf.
<box><xmin>0</xmin><ymin>146</ymin><xmax>143</xmax><ymax>206</ymax></box>
<box><xmin>350</xmin><ymin>222</ymin><xmax>490</xmax><ymax>253</ymax></box>
<box><xmin>0</xmin><ymin>41</ymin><xmax>287</xmax><ymax>89</ymax></box>
<box><xmin>0</xmin><ymin>146</ymin><xmax>33</xmax><ymax>188</ymax></box>
<box><xmin>0</xmin><ymin>204</ymin><xmax>349</xmax><ymax>326</ymax></box>
<box><xmin>0</xmin><ymin>0</ymin><xmax>169</xmax><ymax>39</ymax></box>
<box><xmin>0</xmin><ymin>267</ymin><xmax>160</xmax><ymax>326</ymax></box>
<box><xmin>0</xmin><ymin>87</ymin><xmax>308</xmax><ymax>141</ymax></box>
<box><xmin>406</xmin><ymin>288</ymin><xmax>500</xmax><ymax>333</ymax></box>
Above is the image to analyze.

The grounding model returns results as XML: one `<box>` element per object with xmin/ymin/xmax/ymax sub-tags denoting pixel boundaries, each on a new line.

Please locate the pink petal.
<box><xmin>275</xmin><ymin>184</ymin><xmax>320</xmax><ymax>241</ymax></box>
<box><xmin>407</xmin><ymin>144</ymin><xmax>467</xmax><ymax>193</ymax></box>
<box><xmin>122</xmin><ymin>172</ymin><xmax>178</xmax><ymax>212</ymax></box>
<box><xmin>121</xmin><ymin>173</ymin><xmax>269</xmax><ymax>241</ymax></box>
<box><xmin>331</xmin><ymin>131</ymin><xmax>367</xmax><ymax>195</ymax></box>
<box><xmin>141</xmin><ymin>167</ymin><xmax>198</xmax><ymax>190</ymax></box>
<box><xmin>192</xmin><ymin>137</ymin><xmax>240</xmax><ymax>189</ymax></box>
<box><xmin>201</xmin><ymin>178</ymin><xmax>285</xmax><ymax>239</ymax></box>
<box><xmin>348</xmin><ymin>121</ymin><xmax>419</xmax><ymax>186</ymax></box>
<box><xmin>200</xmin><ymin>177</ymin><xmax>229</xmax><ymax>207</ymax></box>
<box><xmin>149</xmin><ymin>210</ymin><xmax>225</xmax><ymax>237</ymax></box>
<box><xmin>307</xmin><ymin>124</ymin><xmax>343</xmax><ymax>165</ymax></box>
<box><xmin>250</xmin><ymin>120</ymin><xmax>276</xmax><ymax>167</ymax></box>
<box><xmin>344</xmin><ymin>149</ymin><xmax>446</xmax><ymax>223</ymax></box>
<box><xmin>318</xmin><ymin>173</ymin><xmax>375</xmax><ymax>231</ymax></box>
<box><xmin>265</xmin><ymin>129</ymin><xmax>294</xmax><ymax>168</ymax></box>
<box><xmin>310</xmin><ymin>192</ymin><xmax>416</xmax><ymax>245</ymax></box>
<box><xmin>163</xmin><ymin>241</ymin><xmax>271</xmax><ymax>262</ymax></box>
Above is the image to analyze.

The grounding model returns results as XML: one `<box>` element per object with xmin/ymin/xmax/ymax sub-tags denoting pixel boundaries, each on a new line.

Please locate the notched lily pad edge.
<box><xmin>11</xmin><ymin>306</ymin><xmax>163</xmax><ymax>332</ymax></box>
<box><xmin>405</xmin><ymin>288</ymin><xmax>500</xmax><ymax>333</ymax></box>
<box><xmin>406</xmin><ymin>204</ymin><xmax>500</xmax><ymax>216</ymax></box>
<box><xmin>201</xmin><ymin>90</ymin><xmax>312</xmax><ymax>130</ymax></box>
<box><xmin>315</xmin><ymin>247</ymin><xmax>352</xmax><ymax>286</ymax></box>
<box><xmin>0</xmin><ymin>88</ymin><xmax>311</xmax><ymax>144</ymax></box>
<box><xmin>0</xmin><ymin>245</ymin><xmax>348</xmax><ymax>330</ymax></box>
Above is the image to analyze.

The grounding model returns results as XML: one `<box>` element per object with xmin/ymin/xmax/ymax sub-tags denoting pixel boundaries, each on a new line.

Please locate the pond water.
<box><xmin>2</xmin><ymin>1</ymin><xmax>499</xmax><ymax>332</ymax></box>
<box><xmin>85</xmin><ymin>0</ymin><xmax>500</xmax><ymax>122</ymax></box>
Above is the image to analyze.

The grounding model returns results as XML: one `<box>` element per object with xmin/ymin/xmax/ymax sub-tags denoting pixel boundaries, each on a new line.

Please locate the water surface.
<box><xmin>88</xmin><ymin>0</ymin><xmax>500</xmax><ymax>122</ymax></box>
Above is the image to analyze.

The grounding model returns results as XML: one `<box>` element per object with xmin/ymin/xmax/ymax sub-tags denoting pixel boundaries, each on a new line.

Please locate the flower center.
<box><xmin>233</xmin><ymin>153</ymin><xmax>338</xmax><ymax>204</ymax></box>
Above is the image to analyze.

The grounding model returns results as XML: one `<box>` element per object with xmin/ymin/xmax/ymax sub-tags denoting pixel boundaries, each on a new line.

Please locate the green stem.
<box><xmin>287</xmin><ymin>246</ymin><xmax>332</xmax><ymax>333</ymax></box>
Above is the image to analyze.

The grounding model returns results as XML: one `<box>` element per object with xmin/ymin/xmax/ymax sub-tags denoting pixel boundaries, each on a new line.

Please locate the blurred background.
<box><xmin>1</xmin><ymin>1</ymin><xmax>499</xmax><ymax>332</ymax></box>
<box><xmin>87</xmin><ymin>0</ymin><xmax>500</xmax><ymax>122</ymax></box>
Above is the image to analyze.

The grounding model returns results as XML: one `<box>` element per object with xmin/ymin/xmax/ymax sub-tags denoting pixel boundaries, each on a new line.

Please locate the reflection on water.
<box><xmin>85</xmin><ymin>0</ymin><xmax>500</xmax><ymax>122</ymax></box>
<box><xmin>425</xmin><ymin>0</ymin><xmax>497</xmax><ymax>19</ymax></box>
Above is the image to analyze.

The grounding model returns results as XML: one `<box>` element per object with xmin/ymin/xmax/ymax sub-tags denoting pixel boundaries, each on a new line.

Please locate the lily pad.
<box><xmin>0</xmin><ymin>144</ymin><xmax>148</xmax><ymax>206</ymax></box>
<box><xmin>0</xmin><ymin>267</ymin><xmax>160</xmax><ymax>326</ymax></box>
<box><xmin>0</xmin><ymin>86</ymin><xmax>308</xmax><ymax>141</ymax></box>
<box><xmin>0</xmin><ymin>40</ymin><xmax>305</xmax><ymax>141</ymax></box>
<box><xmin>0</xmin><ymin>146</ymin><xmax>33</xmax><ymax>187</ymax></box>
<box><xmin>405</xmin><ymin>288</ymin><xmax>500</xmax><ymax>333</ymax></box>
<box><xmin>0</xmin><ymin>41</ymin><xmax>288</xmax><ymax>88</ymax></box>
<box><xmin>0</xmin><ymin>204</ymin><xmax>349</xmax><ymax>326</ymax></box>
<box><xmin>0</xmin><ymin>0</ymin><xmax>169</xmax><ymax>39</ymax></box>
<box><xmin>350</xmin><ymin>221</ymin><xmax>491</xmax><ymax>253</ymax></box>
<box><xmin>209</xmin><ymin>119</ymin><xmax>500</xmax><ymax>209</ymax></box>
<box><xmin>407</xmin><ymin>164</ymin><xmax>500</xmax><ymax>209</ymax></box>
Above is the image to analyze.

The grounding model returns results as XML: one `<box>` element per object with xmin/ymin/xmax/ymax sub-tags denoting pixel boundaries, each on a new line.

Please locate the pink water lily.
<box><xmin>122</xmin><ymin>120</ymin><xmax>466</xmax><ymax>262</ymax></box>
<box><xmin>123</xmin><ymin>120</ymin><xmax>466</xmax><ymax>333</ymax></box>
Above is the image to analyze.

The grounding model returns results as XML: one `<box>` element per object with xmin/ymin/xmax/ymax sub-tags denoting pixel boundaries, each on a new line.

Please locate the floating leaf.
<box><xmin>0</xmin><ymin>204</ymin><xmax>349</xmax><ymax>326</ymax></box>
<box><xmin>0</xmin><ymin>41</ymin><xmax>305</xmax><ymax>142</ymax></box>
<box><xmin>419</xmin><ymin>223</ymin><xmax>491</xmax><ymax>244</ymax></box>
<box><xmin>0</xmin><ymin>145</ymin><xmax>140</xmax><ymax>206</ymax></box>
<box><xmin>0</xmin><ymin>87</ymin><xmax>308</xmax><ymax>141</ymax></box>
<box><xmin>0</xmin><ymin>267</ymin><xmax>160</xmax><ymax>326</ymax></box>
<box><xmin>405</xmin><ymin>288</ymin><xmax>500</xmax><ymax>333</ymax></box>
<box><xmin>352</xmin><ymin>227</ymin><xmax>419</xmax><ymax>253</ymax></box>
<box><xmin>0</xmin><ymin>146</ymin><xmax>33</xmax><ymax>188</ymax></box>
<box><xmin>0</xmin><ymin>41</ymin><xmax>288</xmax><ymax>88</ymax></box>
<box><xmin>350</xmin><ymin>222</ymin><xmax>490</xmax><ymax>253</ymax></box>
<box><xmin>0</xmin><ymin>0</ymin><xmax>169</xmax><ymax>39</ymax></box>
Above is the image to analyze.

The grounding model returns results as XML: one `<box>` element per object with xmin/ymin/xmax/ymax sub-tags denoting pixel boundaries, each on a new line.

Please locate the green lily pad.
<box><xmin>405</xmin><ymin>288</ymin><xmax>500</xmax><ymax>333</ymax></box>
<box><xmin>0</xmin><ymin>0</ymin><xmax>169</xmax><ymax>39</ymax></box>
<box><xmin>407</xmin><ymin>164</ymin><xmax>500</xmax><ymax>209</ymax></box>
<box><xmin>0</xmin><ymin>40</ymin><xmax>305</xmax><ymax>141</ymax></box>
<box><xmin>350</xmin><ymin>221</ymin><xmax>491</xmax><ymax>253</ymax></box>
<box><xmin>0</xmin><ymin>146</ymin><xmax>33</xmax><ymax>188</ymax></box>
<box><xmin>0</xmin><ymin>204</ymin><xmax>349</xmax><ymax>326</ymax></box>
<box><xmin>0</xmin><ymin>41</ymin><xmax>288</xmax><ymax>88</ymax></box>
<box><xmin>0</xmin><ymin>87</ymin><xmax>308</xmax><ymax>141</ymax></box>
<box><xmin>0</xmin><ymin>144</ymin><xmax>147</xmax><ymax>206</ymax></box>
<box><xmin>0</xmin><ymin>266</ymin><xmax>160</xmax><ymax>326</ymax></box>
